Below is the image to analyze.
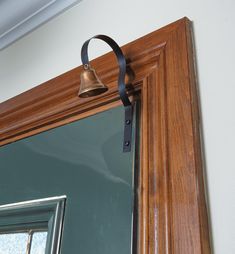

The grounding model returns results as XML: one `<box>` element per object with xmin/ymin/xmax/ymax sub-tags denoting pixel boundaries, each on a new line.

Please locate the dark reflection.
<box><xmin>0</xmin><ymin>106</ymin><xmax>136</xmax><ymax>254</ymax></box>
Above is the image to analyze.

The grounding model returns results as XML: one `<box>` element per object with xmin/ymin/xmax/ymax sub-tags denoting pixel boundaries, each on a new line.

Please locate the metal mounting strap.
<box><xmin>123</xmin><ymin>105</ymin><xmax>133</xmax><ymax>152</ymax></box>
<box><xmin>81</xmin><ymin>35</ymin><xmax>133</xmax><ymax>152</ymax></box>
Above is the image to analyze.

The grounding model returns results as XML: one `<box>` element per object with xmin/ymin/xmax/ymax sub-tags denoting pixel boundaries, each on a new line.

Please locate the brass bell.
<box><xmin>78</xmin><ymin>65</ymin><xmax>108</xmax><ymax>98</ymax></box>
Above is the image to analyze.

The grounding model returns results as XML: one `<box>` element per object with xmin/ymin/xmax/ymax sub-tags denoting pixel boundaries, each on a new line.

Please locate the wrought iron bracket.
<box><xmin>81</xmin><ymin>35</ymin><xmax>133</xmax><ymax>152</ymax></box>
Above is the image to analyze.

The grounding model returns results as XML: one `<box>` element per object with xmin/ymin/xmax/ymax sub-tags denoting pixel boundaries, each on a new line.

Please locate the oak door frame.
<box><xmin>0</xmin><ymin>18</ymin><xmax>211</xmax><ymax>254</ymax></box>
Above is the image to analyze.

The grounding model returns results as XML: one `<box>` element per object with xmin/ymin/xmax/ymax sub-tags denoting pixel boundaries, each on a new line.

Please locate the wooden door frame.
<box><xmin>0</xmin><ymin>18</ymin><xmax>211</xmax><ymax>253</ymax></box>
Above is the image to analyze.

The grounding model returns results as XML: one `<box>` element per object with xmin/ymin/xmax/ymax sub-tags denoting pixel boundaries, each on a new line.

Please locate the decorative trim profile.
<box><xmin>0</xmin><ymin>0</ymin><xmax>82</xmax><ymax>50</ymax></box>
<box><xmin>0</xmin><ymin>18</ymin><xmax>211</xmax><ymax>253</ymax></box>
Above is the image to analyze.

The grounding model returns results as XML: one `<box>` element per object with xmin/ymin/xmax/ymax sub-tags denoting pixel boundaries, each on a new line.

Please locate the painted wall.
<box><xmin>0</xmin><ymin>0</ymin><xmax>234</xmax><ymax>253</ymax></box>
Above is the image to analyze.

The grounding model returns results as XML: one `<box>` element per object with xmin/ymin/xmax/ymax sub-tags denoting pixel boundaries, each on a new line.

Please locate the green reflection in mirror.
<box><xmin>0</xmin><ymin>105</ymin><xmax>139</xmax><ymax>254</ymax></box>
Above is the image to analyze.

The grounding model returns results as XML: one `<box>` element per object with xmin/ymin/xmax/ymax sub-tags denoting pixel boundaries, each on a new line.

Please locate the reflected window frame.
<box><xmin>0</xmin><ymin>196</ymin><xmax>66</xmax><ymax>254</ymax></box>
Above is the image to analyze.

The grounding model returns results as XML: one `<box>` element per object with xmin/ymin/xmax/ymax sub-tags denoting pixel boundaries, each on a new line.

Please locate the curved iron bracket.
<box><xmin>81</xmin><ymin>35</ymin><xmax>133</xmax><ymax>152</ymax></box>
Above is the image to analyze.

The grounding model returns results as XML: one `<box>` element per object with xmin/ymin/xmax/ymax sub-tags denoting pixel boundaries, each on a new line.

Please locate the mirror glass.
<box><xmin>0</xmin><ymin>105</ymin><xmax>138</xmax><ymax>254</ymax></box>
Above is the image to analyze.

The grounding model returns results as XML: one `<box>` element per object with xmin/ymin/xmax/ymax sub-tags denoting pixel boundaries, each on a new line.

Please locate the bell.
<box><xmin>78</xmin><ymin>66</ymin><xmax>108</xmax><ymax>98</ymax></box>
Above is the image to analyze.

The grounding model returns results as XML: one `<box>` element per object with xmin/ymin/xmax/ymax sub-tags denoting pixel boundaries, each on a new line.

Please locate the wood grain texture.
<box><xmin>0</xmin><ymin>17</ymin><xmax>211</xmax><ymax>253</ymax></box>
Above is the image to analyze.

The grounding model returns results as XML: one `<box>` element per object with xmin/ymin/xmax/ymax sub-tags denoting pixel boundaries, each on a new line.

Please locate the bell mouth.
<box><xmin>78</xmin><ymin>86</ymin><xmax>108</xmax><ymax>98</ymax></box>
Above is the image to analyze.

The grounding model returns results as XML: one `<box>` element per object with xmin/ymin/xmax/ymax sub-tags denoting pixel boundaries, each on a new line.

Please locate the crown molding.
<box><xmin>0</xmin><ymin>0</ymin><xmax>82</xmax><ymax>50</ymax></box>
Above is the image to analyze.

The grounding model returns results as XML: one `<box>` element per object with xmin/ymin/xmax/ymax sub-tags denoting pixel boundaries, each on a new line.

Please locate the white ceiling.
<box><xmin>0</xmin><ymin>0</ymin><xmax>82</xmax><ymax>50</ymax></box>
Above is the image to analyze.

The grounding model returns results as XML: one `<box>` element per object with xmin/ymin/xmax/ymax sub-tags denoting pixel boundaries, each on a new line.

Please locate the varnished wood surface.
<box><xmin>0</xmin><ymin>18</ymin><xmax>211</xmax><ymax>253</ymax></box>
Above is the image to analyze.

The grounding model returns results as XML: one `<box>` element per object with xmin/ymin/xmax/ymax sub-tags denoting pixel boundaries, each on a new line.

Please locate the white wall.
<box><xmin>0</xmin><ymin>0</ymin><xmax>234</xmax><ymax>253</ymax></box>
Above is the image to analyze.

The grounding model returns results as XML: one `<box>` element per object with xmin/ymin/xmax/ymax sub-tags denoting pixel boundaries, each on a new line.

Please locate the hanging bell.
<box><xmin>78</xmin><ymin>65</ymin><xmax>108</xmax><ymax>98</ymax></box>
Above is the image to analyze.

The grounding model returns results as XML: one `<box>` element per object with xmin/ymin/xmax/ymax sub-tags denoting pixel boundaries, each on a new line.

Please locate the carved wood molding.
<box><xmin>0</xmin><ymin>17</ymin><xmax>211</xmax><ymax>253</ymax></box>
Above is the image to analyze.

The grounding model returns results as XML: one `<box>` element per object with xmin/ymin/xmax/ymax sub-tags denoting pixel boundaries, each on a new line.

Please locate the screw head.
<box><xmin>126</xmin><ymin>120</ymin><xmax>131</xmax><ymax>125</ymax></box>
<box><xmin>125</xmin><ymin>141</ymin><xmax>130</xmax><ymax>146</ymax></box>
